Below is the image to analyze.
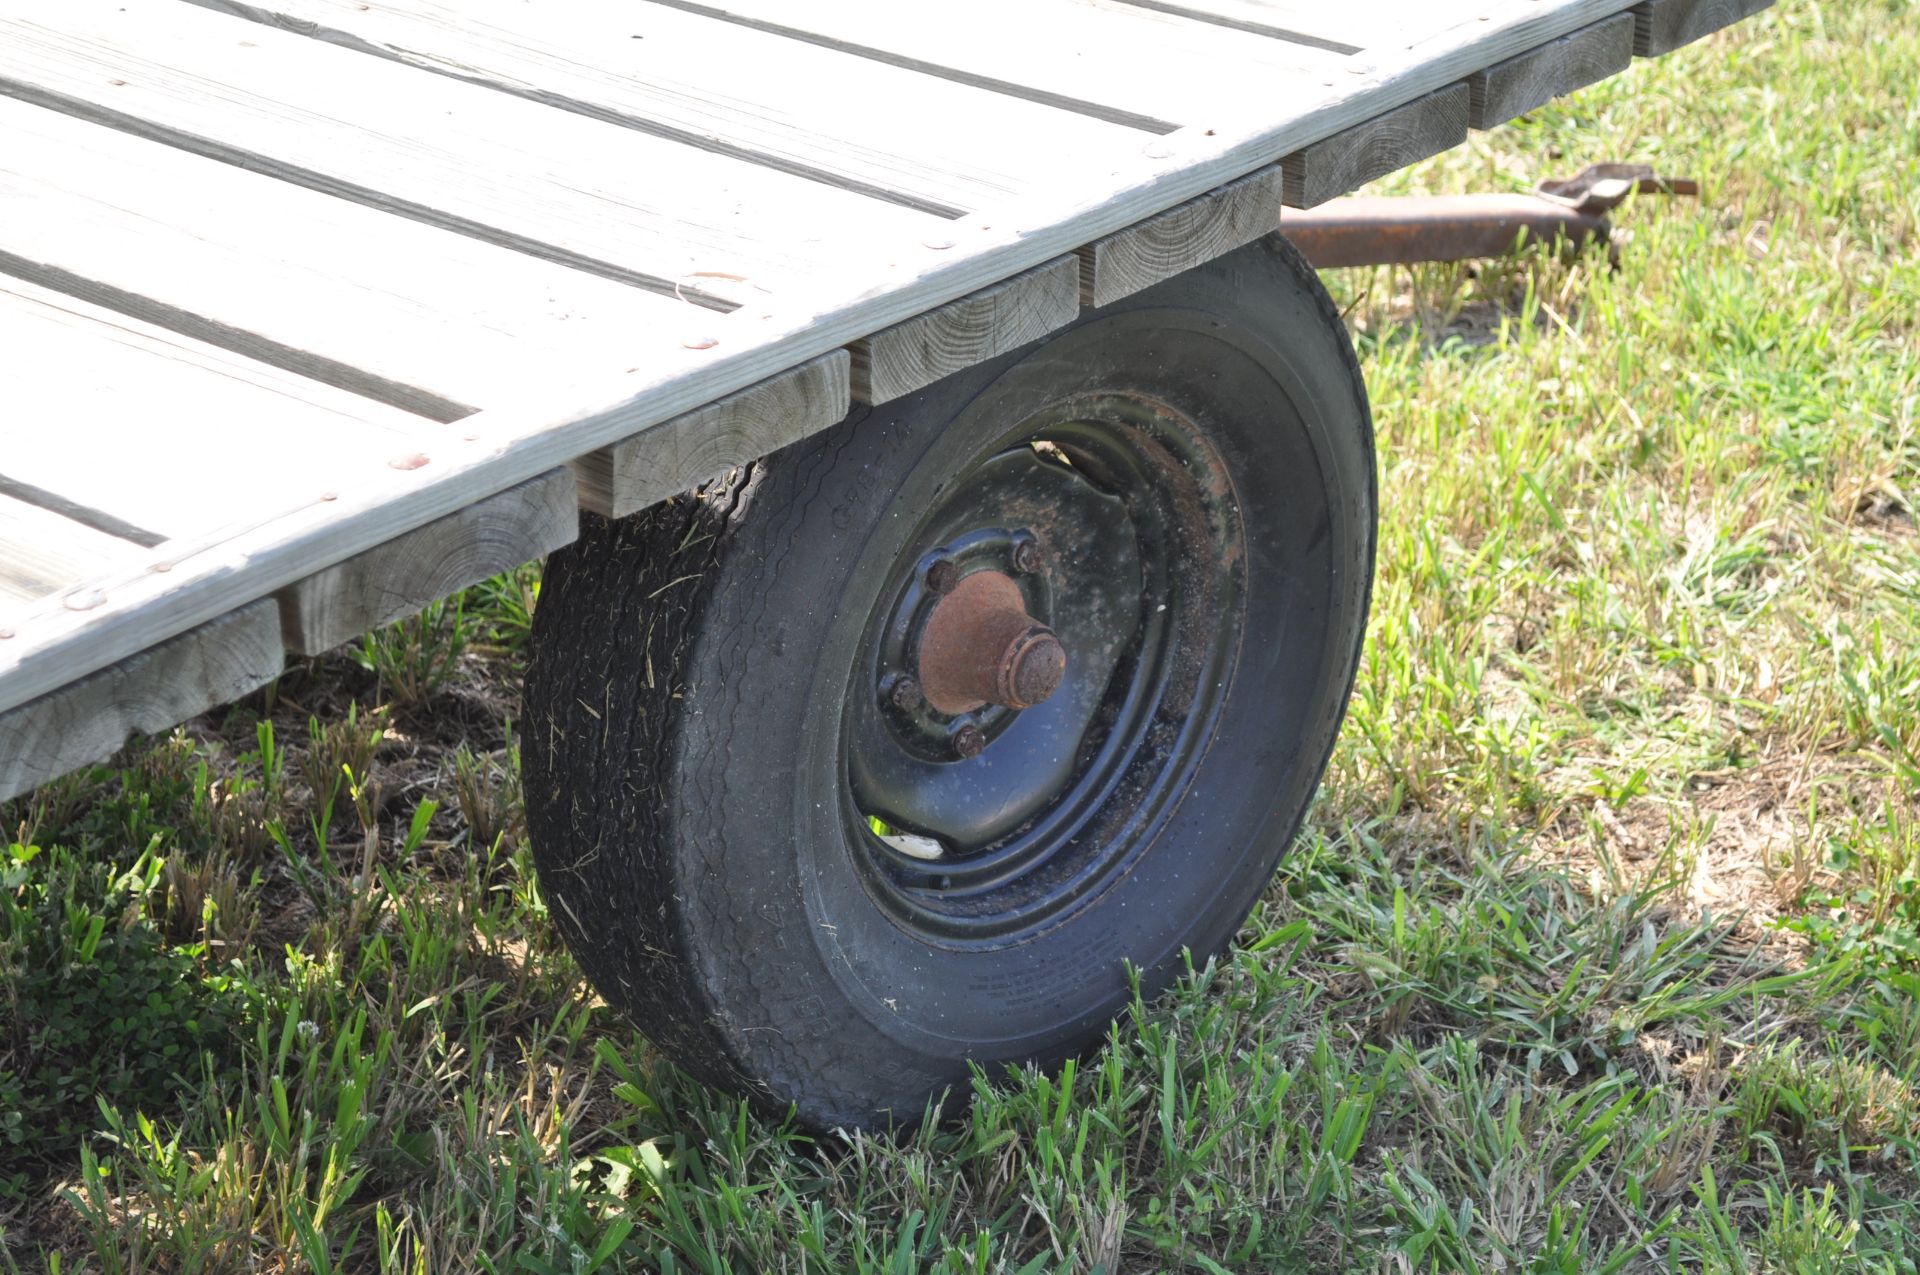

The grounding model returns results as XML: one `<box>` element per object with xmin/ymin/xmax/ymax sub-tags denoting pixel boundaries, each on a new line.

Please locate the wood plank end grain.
<box><xmin>849</xmin><ymin>257</ymin><xmax>1082</xmax><ymax>406</ymax></box>
<box><xmin>0</xmin><ymin>600</ymin><xmax>283</xmax><ymax>803</ymax></box>
<box><xmin>1080</xmin><ymin>165</ymin><xmax>1286</xmax><ymax>308</ymax></box>
<box><xmin>277</xmin><ymin>468</ymin><xmax>578</xmax><ymax>655</ymax></box>
<box><xmin>1633</xmin><ymin>0</ymin><xmax>1774</xmax><ymax>57</ymax></box>
<box><xmin>574</xmin><ymin>351</ymin><xmax>852</xmax><ymax>518</ymax></box>
<box><xmin>1281</xmin><ymin>83</ymin><xmax>1472</xmax><ymax>209</ymax></box>
<box><xmin>1469</xmin><ymin>12</ymin><xmax>1636</xmax><ymax>129</ymax></box>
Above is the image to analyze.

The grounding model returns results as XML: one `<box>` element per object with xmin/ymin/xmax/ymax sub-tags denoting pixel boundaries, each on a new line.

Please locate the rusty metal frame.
<box><xmin>1280</xmin><ymin>165</ymin><xmax>1698</xmax><ymax>269</ymax></box>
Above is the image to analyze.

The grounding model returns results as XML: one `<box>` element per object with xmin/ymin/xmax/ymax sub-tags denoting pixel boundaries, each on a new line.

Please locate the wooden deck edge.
<box><xmin>1077</xmin><ymin>165</ymin><xmax>1286</xmax><ymax>309</ymax></box>
<box><xmin>1282</xmin><ymin>83</ymin><xmax>1472</xmax><ymax>210</ymax></box>
<box><xmin>0</xmin><ymin>599</ymin><xmax>282</xmax><ymax>803</ymax></box>
<box><xmin>574</xmin><ymin>352</ymin><xmax>850</xmax><ymax>518</ymax></box>
<box><xmin>277</xmin><ymin>468</ymin><xmax>577</xmax><ymax>656</ymax></box>
<box><xmin>1633</xmin><ymin>0</ymin><xmax>1774</xmax><ymax>57</ymax></box>
<box><xmin>1469</xmin><ymin>12</ymin><xmax>1636</xmax><ymax>130</ymax></box>
<box><xmin>849</xmin><ymin>257</ymin><xmax>1081</xmax><ymax>406</ymax></box>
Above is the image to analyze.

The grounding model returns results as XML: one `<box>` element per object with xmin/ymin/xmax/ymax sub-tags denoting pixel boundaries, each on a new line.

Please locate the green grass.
<box><xmin>4</xmin><ymin>3</ymin><xmax>1919</xmax><ymax>1269</ymax></box>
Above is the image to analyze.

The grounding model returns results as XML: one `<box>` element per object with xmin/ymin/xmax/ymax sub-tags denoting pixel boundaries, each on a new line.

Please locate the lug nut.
<box><xmin>925</xmin><ymin>558</ymin><xmax>959</xmax><ymax>594</ymax></box>
<box><xmin>888</xmin><ymin>675</ymin><xmax>924</xmax><ymax>711</ymax></box>
<box><xmin>950</xmin><ymin>723</ymin><xmax>986</xmax><ymax>759</ymax></box>
<box><xmin>1011</xmin><ymin>535</ymin><xmax>1044</xmax><ymax>574</ymax></box>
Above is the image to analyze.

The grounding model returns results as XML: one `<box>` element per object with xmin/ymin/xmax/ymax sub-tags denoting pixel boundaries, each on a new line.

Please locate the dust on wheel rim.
<box><xmin>840</xmin><ymin>393</ymin><xmax>1246</xmax><ymax>947</ymax></box>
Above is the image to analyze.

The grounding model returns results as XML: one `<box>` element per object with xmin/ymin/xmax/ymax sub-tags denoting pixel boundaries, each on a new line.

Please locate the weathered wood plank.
<box><xmin>1078</xmin><ymin>166</ymin><xmax>1285</xmax><ymax>308</ymax></box>
<box><xmin>1111</xmin><ymin>0</ymin><xmax>1469</xmax><ymax>53</ymax></box>
<box><xmin>0</xmin><ymin>95</ymin><xmax>703</xmax><ymax>414</ymax></box>
<box><xmin>0</xmin><ymin>601</ymin><xmax>283</xmax><ymax>803</ymax></box>
<box><xmin>635</xmin><ymin>0</ymin><xmax>1346</xmax><ymax>129</ymax></box>
<box><xmin>0</xmin><ymin>277</ymin><xmax>437</xmax><ymax>546</ymax></box>
<box><xmin>0</xmin><ymin>494</ymin><xmax>154</xmax><ymax>609</ymax></box>
<box><xmin>1104</xmin><ymin>0</ymin><xmax>1365</xmax><ymax>53</ymax></box>
<box><xmin>1469</xmin><ymin>12</ymin><xmax>1635</xmax><ymax>128</ymax></box>
<box><xmin>174</xmin><ymin>0</ymin><xmax>1151</xmax><ymax>217</ymax></box>
<box><xmin>277</xmin><ymin>470</ymin><xmax>578</xmax><ymax>656</ymax></box>
<box><xmin>1633</xmin><ymin>0</ymin><xmax>1773</xmax><ymax>56</ymax></box>
<box><xmin>1281</xmin><ymin>83</ymin><xmax>1472</xmax><ymax>208</ymax></box>
<box><xmin>575</xmin><ymin>354</ymin><xmax>851</xmax><ymax>519</ymax></box>
<box><xmin>850</xmin><ymin>259</ymin><xmax>1081</xmax><ymax>406</ymax></box>
<box><xmin>1</xmin><ymin>0</ymin><xmax>950</xmax><ymax>308</ymax></box>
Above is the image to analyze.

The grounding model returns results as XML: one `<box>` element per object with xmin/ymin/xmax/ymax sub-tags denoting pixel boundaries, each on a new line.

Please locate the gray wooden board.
<box><xmin>4</xmin><ymin>0</ymin><xmax>1764</xmax><ymax>719</ymax></box>
<box><xmin>1078</xmin><ymin>165</ymin><xmax>1286</xmax><ymax>307</ymax></box>
<box><xmin>1469</xmin><ymin>12</ymin><xmax>1636</xmax><ymax>129</ymax></box>
<box><xmin>0</xmin><ymin>0</ymin><xmax>953</xmax><ymax>310</ymax></box>
<box><xmin>1104</xmin><ymin>0</ymin><xmax>1365</xmax><ymax>54</ymax></box>
<box><xmin>1118</xmin><ymin>0</ymin><xmax>1469</xmax><ymax>53</ymax></box>
<box><xmin>0</xmin><ymin>94</ymin><xmax>705</xmax><ymax>415</ymax></box>
<box><xmin>0</xmin><ymin>277</ymin><xmax>439</xmax><ymax>547</ymax></box>
<box><xmin>173</xmin><ymin>0</ymin><xmax>1155</xmax><ymax>219</ymax></box>
<box><xmin>629</xmin><ymin>0</ymin><xmax>1351</xmax><ymax>131</ymax></box>
<box><xmin>0</xmin><ymin>600</ymin><xmax>283</xmax><ymax>803</ymax></box>
<box><xmin>0</xmin><ymin>494</ymin><xmax>153</xmax><ymax>610</ymax></box>
<box><xmin>850</xmin><ymin>258</ymin><xmax>1082</xmax><ymax>405</ymax></box>
<box><xmin>576</xmin><ymin>353</ymin><xmax>851</xmax><ymax>519</ymax></box>
<box><xmin>277</xmin><ymin>469</ymin><xmax>579</xmax><ymax>656</ymax></box>
<box><xmin>1633</xmin><ymin>0</ymin><xmax>1774</xmax><ymax>56</ymax></box>
<box><xmin>1282</xmin><ymin>83</ymin><xmax>1472</xmax><ymax>208</ymax></box>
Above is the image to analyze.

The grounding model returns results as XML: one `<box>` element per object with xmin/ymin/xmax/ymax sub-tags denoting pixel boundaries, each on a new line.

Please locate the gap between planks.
<box><xmin>169</xmin><ymin>0</ymin><xmax>1156</xmax><ymax>221</ymax></box>
<box><xmin>0</xmin><ymin>0</ymin><xmax>972</xmax><ymax>310</ymax></box>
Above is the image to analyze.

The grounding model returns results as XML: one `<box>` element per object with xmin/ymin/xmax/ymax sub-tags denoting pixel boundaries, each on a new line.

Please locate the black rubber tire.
<box><xmin>523</xmin><ymin>234</ymin><xmax>1374</xmax><ymax>1130</ymax></box>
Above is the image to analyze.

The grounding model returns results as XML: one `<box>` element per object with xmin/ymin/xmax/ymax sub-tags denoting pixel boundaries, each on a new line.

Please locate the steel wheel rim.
<box><xmin>840</xmin><ymin>392</ymin><xmax>1245</xmax><ymax>945</ymax></box>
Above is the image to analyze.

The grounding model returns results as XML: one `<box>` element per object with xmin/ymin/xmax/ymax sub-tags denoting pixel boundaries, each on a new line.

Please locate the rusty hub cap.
<box><xmin>916</xmin><ymin>570</ymin><xmax>1067</xmax><ymax>715</ymax></box>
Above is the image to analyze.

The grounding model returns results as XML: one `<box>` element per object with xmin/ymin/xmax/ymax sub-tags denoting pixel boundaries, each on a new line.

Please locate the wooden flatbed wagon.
<box><xmin>0</xmin><ymin>0</ymin><xmax>1770</xmax><ymax>1126</ymax></box>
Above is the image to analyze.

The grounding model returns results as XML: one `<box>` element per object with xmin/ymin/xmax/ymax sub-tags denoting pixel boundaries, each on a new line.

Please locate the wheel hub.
<box><xmin>916</xmin><ymin>569</ymin><xmax>1066</xmax><ymax>715</ymax></box>
<box><xmin>844</xmin><ymin>398</ymin><xmax>1237</xmax><ymax>935</ymax></box>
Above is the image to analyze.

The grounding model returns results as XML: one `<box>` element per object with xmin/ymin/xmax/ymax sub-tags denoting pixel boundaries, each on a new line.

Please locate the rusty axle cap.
<box><xmin>916</xmin><ymin>570</ymin><xmax>1066</xmax><ymax>717</ymax></box>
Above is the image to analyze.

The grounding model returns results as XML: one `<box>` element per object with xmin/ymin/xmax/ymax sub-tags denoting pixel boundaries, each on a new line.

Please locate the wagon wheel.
<box><xmin>523</xmin><ymin>234</ymin><xmax>1375</xmax><ymax>1129</ymax></box>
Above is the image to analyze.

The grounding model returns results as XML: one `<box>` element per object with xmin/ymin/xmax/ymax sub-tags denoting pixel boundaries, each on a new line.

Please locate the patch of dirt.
<box><xmin>1851</xmin><ymin>489</ymin><xmax>1915</xmax><ymax>538</ymax></box>
<box><xmin>1533</xmin><ymin>745</ymin><xmax>1890</xmax><ymax>953</ymax></box>
<box><xmin>126</xmin><ymin>645</ymin><xmax>531</xmax><ymax>976</ymax></box>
